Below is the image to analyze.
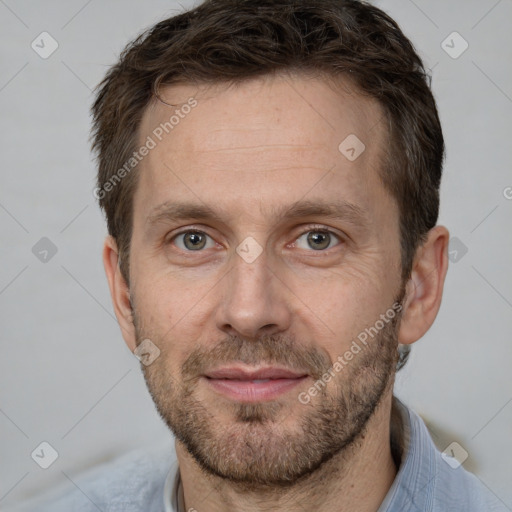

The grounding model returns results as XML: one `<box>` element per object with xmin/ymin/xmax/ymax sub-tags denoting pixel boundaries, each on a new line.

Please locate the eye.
<box><xmin>294</xmin><ymin>228</ymin><xmax>342</xmax><ymax>251</ymax></box>
<box><xmin>170</xmin><ymin>230</ymin><xmax>216</xmax><ymax>251</ymax></box>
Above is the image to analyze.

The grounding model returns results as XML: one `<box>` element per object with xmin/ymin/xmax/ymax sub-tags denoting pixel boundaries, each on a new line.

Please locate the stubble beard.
<box><xmin>136</xmin><ymin>298</ymin><xmax>403</xmax><ymax>489</ymax></box>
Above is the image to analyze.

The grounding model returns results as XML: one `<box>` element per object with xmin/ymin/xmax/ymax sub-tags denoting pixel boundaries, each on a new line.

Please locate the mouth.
<box><xmin>202</xmin><ymin>366</ymin><xmax>309</xmax><ymax>402</ymax></box>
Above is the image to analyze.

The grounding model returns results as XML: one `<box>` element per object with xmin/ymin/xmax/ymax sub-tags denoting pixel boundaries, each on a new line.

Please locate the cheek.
<box><xmin>133</xmin><ymin>264</ymin><xmax>203</xmax><ymax>323</ymax></box>
<box><xmin>293</xmin><ymin>267</ymin><xmax>393</xmax><ymax>360</ymax></box>
<box><xmin>132</xmin><ymin>278</ymin><xmax>212</xmax><ymax>362</ymax></box>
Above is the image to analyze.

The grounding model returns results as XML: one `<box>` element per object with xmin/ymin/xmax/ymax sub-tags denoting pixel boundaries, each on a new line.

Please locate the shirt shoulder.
<box><xmin>382</xmin><ymin>398</ymin><xmax>509</xmax><ymax>512</ymax></box>
<box><xmin>7</xmin><ymin>439</ymin><xmax>177</xmax><ymax>512</ymax></box>
<box><xmin>430</xmin><ymin>451</ymin><xmax>509</xmax><ymax>512</ymax></box>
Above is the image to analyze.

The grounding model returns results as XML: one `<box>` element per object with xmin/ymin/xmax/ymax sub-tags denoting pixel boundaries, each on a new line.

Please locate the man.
<box><xmin>12</xmin><ymin>0</ymin><xmax>508</xmax><ymax>511</ymax></box>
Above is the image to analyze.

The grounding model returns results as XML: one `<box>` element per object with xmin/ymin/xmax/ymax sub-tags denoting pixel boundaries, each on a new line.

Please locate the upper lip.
<box><xmin>204</xmin><ymin>366</ymin><xmax>308</xmax><ymax>380</ymax></box>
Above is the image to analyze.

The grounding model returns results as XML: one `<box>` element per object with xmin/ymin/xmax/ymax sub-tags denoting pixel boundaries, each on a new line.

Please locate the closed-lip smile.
<box><xmin>203</xmin><ymin>365</ymin><xmax>309</xmax><ymax>402</ymax></box>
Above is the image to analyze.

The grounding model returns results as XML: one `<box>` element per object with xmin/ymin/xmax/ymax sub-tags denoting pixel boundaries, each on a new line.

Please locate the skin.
<box><xmin>103</xmin><ymin>71</ymin><xmax>449</xmax><ymax>512</ymax></box>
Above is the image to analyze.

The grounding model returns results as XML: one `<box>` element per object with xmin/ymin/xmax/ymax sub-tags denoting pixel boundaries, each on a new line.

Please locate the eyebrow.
<box><xmin>146</xmin><ymin>199</ymin><xmax>369</xmax><ymax>230</ymax></box>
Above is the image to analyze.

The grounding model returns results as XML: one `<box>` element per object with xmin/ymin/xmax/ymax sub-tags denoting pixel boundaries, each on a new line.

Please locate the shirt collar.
<box><xmin>163</xmin><ymin>459</ymin><xmax>181</xmax><ymax>512</ymax></box>
<box><xmin>377</xmin><ymin>396</ymin><xmax>437</xmax><ymax>512</ymax></box>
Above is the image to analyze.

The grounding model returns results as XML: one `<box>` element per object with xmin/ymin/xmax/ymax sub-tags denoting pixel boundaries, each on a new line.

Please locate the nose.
<box><xmin>215</xmin><ymin>246</ymin><xmax>292</xmax><ymax>340</ymax></box>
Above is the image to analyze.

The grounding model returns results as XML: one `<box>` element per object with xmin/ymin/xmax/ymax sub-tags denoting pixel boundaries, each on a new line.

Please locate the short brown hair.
<box><xmin>91</xmin><ymin>0</ymin><xmax>443</xmax><ymax>290</ymax></box>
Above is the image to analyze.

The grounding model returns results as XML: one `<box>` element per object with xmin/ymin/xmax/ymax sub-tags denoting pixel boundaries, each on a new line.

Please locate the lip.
<box><xmin>203</xmin><ymin>365</ymin><xmax>309</xmax><ymax>402</ymax></box>
<box><xmin>205</xmin><ymin>366</ymin><xmax>307</xmax><ymax>380</ymax></box>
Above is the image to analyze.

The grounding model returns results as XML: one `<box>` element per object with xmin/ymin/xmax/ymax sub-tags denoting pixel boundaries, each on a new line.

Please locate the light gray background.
<box><xmin>1</xmin><ymin>0</ymin><xmax>511</xmax><ymax>508</ymax></box>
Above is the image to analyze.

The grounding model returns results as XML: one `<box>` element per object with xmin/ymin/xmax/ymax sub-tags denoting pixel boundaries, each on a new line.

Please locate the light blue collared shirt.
<box><xmin>7</xmin><ymin>397</ymin><xmax>509</xmax><ymax>511</ymax></box>
<box><xmin>376</xmin><ymin>397</ymin><xmax>508</xmax><ymax>511</ymax></box>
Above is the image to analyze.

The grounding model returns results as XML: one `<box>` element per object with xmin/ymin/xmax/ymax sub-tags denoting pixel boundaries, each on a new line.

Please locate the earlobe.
<box><xmin>398</xmin><ymin>225</ymin><xmax>449</xmax><ymax>345</ymax></box>
<box><xmin>102</xmin><ymin>235</ymin><xmax>137</xmax><ymax>352</ymax></box>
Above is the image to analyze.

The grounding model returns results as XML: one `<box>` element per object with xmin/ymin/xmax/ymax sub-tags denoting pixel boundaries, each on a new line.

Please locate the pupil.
<box><xmin>186</xmin><ymin>233</ymin><xmax>205</xmax><ymax>250</ymax></box>
<box><xmin>308</xmin><ymin>231</ymin><xmax>329</xmax><ymax>250</ymax></box>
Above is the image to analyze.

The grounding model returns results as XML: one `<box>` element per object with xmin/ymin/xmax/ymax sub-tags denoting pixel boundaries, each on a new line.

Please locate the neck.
<box><xmin>176</xmin><ymin>389</ymin><xmax>399</xmax><ymax>512</ymax></box>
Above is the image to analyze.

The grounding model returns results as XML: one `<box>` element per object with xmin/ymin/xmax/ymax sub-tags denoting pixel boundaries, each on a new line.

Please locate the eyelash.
<box><xmin>166</xmin><ymin>225</ymin><xmax>344</xmax><ymax>252</ymax></box>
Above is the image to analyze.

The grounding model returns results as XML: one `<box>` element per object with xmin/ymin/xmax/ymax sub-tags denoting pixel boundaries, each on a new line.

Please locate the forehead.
<box><xmin>134</xmin><ymin>72</ymin><xmax>390</xmax><ymax>223</ymax></box>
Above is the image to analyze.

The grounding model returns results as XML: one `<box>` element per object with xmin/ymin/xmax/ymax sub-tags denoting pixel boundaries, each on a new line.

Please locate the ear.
<box><xmin>398</xmin><ymin>225</ymin><xmax>449</xmax><ymax>345</ymax></box>
<box><xmin>102</xmin><ymin>235</ymin><xmax>137</xmax><ymax>351</ymax></box>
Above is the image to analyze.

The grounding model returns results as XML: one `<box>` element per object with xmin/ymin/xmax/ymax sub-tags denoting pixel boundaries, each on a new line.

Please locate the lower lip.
<box><xmin>204</xmin><ymin>376</ymin><xmax>308</xmax><ymax>402</ymax></box>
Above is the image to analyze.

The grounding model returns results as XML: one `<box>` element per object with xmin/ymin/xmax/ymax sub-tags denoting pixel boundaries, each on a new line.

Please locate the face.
<box><xmin>128</xmin><ymin>73</ymin><xmax>405</xmax><ymax>485</ymax></box>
